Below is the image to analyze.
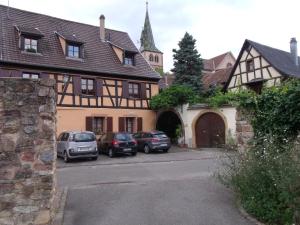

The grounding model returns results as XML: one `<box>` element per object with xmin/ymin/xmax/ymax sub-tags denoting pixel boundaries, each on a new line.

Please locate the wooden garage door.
<box><xmin>195</xmin><ymin>113</ymin><xmax>225</xmax><ymax>148</ymax></box>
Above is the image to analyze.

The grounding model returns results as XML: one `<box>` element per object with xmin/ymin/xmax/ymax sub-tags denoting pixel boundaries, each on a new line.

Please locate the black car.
<box><xmin>133</xmin><ymin>131</ymin><xmax>171</xmax><ymax>154</ymax></box>
<box><xmin>98</xmin><ymin>132</ymin><xmax>137</xmax><ymax>157</ymax></box>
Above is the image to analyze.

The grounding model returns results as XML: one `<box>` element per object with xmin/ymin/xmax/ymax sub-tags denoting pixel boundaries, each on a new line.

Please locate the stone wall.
<box><xmin>0</xmin><ymin>78</ymin><xmax>56</xmax><ymax>225</ymax></box>
<box><xmin>235</xmin><ymin>109</ymin><xmax>253</xmax><ymax>152</ymax></box>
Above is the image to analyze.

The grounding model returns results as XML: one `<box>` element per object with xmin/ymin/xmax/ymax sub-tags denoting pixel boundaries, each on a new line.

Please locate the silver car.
<box><xmin>57</xmin><ymin>131</ymin><xmax>98</xmax><ymax>163</ymax></box>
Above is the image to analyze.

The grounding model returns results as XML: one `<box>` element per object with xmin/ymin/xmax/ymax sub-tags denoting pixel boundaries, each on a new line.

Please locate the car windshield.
<box><xmin>115</xmin><ymin>133</ymin><xmax>132</xmax><ymax>141</ymax></box>
<box><xmin>73</xmin><ymin>133</ymin><xmax>95</xmax><ymax>142</ymax></box>
<box><xmin>153</xmin><ymin>133</ymin><xmax>167</xmax><ymax>138</ymax></box>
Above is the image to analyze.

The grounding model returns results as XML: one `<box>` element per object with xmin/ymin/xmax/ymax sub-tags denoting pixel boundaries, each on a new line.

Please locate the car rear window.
<box><xmin>115</xmin><ymin>133</ymin><xmax>132</xmax><ymax>141</ymax></box>
<box><xmin>153</xmin><ymin>133</ymin><xmax>168</xmax><ymax>138</ymax></box>
<box><xmin>73</xmin><ymin>133</ymin><xmax>96</xmax><ymax>142</ymax></box>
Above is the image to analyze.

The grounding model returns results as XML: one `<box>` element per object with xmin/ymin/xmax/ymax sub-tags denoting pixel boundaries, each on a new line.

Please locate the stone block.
<box><xmin>40</xmin><ymin>78</ymin><xmax>56</xmax><ymax>87</ymax></box>
<box><xmin>34</xmin><ymin>210</ymin><xmax>50</xmax><ymax>225</ymax></box>
<box><xmin>38</xmin><ymin>87</ymin><xmax>50</xmax><ymax>97</ymax></box>
<box><xmin>20</xmin><ymin>151</ymin><xmax>35</xmax><ymax>162</ymax></box>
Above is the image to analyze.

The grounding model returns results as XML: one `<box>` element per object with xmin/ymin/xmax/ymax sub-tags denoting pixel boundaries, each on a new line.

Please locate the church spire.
<box><xmin>140</xmin><ymin>1</ymin><xmax>161</xmax><ymax>53</ymax></box>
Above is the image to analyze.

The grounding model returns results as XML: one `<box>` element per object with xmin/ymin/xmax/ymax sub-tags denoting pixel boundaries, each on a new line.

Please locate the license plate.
<box><xmin>123</xmin><ymin>148</ymin><xmax>131</xmax><ymax>151</ymax></box>
<box><xmin>78</xmin><ymin>147</ymin><xmax>89</xmax><ymax>152</ymax></box>
<box><xmin>160</xmin><ymin>144</ymin><xmax>167</xmax><ymax>147</ymax></box>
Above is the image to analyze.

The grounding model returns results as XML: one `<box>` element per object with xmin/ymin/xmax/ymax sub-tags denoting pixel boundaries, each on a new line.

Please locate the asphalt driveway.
<box><xmin>57</xmin><ymin>148</ymin><xmax>254</xmax><ymax>225</ymax></box>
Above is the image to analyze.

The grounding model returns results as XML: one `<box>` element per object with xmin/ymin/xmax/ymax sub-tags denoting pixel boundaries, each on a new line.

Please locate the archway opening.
<box><xmin>156</xmin><ymin>111</ymin><xmax>182</xmax><ymax>143</ymax></box>
<box><xmin>195</xmin><ymin>112</ymin><xmax>225</xmax><ymax>148</ymax></box>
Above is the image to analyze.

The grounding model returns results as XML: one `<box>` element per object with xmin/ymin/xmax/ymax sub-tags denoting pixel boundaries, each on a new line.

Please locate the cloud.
<box><xmin>1</xmin><ymin>0</ymin><xmax>300</xmax><ymax>72</ymax></box>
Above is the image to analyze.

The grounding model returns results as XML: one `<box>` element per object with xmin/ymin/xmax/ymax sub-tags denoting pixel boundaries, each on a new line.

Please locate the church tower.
<box><xmin>140</xmin><ymin>2</ymin><xmax>163</xmax><ymax>73</ymax></box>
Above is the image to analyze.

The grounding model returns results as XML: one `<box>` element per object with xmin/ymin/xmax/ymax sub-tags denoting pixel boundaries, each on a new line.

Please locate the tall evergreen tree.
<box><xmin>172</xmin><ymin>32</ymin><xmax>203</xmax><ymax>94</ymax></box>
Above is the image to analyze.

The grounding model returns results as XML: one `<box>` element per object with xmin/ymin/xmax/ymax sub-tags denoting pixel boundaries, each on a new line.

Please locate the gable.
<box><xmin>227</xmin><ymin>45</ymin><xmax>283</xmax><ymax>91</ymax></box>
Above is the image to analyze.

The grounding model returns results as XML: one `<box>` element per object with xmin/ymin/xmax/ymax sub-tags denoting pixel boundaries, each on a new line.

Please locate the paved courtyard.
<box><xmin>57</xmin><ymin>148</ymin><xmax>254</xmax><ymax>225</ymax></box>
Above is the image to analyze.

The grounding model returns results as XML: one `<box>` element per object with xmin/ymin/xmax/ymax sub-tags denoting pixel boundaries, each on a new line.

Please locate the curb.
<box><xmin>52</xmin><ymin>187</ymin><xmax>68</xmax><ymax>225</ymax></box>
<box><xmin>57</xmin><ymin>155</ymin><xmax>225</xmax><ymax>169</ymax></box>
<box><xmin>237</xmin><ymin>200</ymin><xmax>266</xmax><ymax>225</ymax></box>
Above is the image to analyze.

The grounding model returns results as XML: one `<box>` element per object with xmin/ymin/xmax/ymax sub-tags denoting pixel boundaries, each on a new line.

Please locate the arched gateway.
<box><xmin>195</xmin><ymin>112</ymin><xmax>225</xmax><ymax>148</ymax></box>
<box><xmin>156</xmin><ymin>110</ymin><xmax>184</xmax><ymax>143</ymax></box>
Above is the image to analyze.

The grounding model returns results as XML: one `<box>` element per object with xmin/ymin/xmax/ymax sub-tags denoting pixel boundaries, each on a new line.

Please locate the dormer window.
<box><xmin>15</xmin><ymin>25</ymin><xmax>44</xmax><ymax>54</ymax></box>
<box><xmin>24</xmin><ymin>38</ymin><xmax>38</xmax><ymax>53</ymax></box>
<box><xmin>67</xmin><ymin>44</ymin><xmax>80</xmax><ymax>58</ymax></box>
<box><xmin>124</xmin><ymin>52</ymin><xmax>135</xmax><ymax>66</ymax></box>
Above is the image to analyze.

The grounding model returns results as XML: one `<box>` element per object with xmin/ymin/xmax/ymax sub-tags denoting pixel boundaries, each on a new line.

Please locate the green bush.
<box><xmin>218</xmin><ymin>79</ymin><xmax>300</xmax><ymax>225</ymax></box>
<box><xmin>150</xmin><ymin>85</ymin><xmax>199</xmax><ymax>110</ymax></box>
<box><xmin>222</xmin><ymin>139</ymin><xmax>300</xmax><ymax>225</ymax></box>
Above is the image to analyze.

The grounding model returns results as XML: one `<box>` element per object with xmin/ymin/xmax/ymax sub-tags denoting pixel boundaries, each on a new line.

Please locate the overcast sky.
<box><xmin>1</xmin><ymin>0</ymin><xmax>300</xmax><ymax>71</ymax></box>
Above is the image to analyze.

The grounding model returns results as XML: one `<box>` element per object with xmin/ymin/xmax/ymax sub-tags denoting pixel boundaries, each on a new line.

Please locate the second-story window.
<box><xmin>128</xmin><ymin>83</ymin><xmax>140</xmax><ymax>98</ymax></box>
<box><xmin>67</xmin><ymin>44</ymin><xmax>80</xmax><ymax>58</ymax></box>
<box><xmin>24</xmin><ymin>38</ymin><xmax>38</xmax><ymax>53</ymax></box>
<box><xmin>154</xmin><ymin>55</ymin><xmax>159</xmax><ymax>63</ymax></box>
<box><xmin>22</xmin><ymin>72</ymin><xmax>39</xmax><ymax>79</ymax></box>
<box><xmin>246</xmin><ymin>59</ymin><xmax>254</xmax><ymax>72</ymax></box>
<box><xmin>81</xmin><ymin>78</ymin><xmax>95</xmax><ymax>95</ymax></box>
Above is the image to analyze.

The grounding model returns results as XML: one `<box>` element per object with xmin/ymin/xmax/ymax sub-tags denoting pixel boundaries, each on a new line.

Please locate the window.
<box><xmin>92</xmin><ymin>117</ymin><xmax>104</xmax><ymax>135</ymax></box>
<box><xmin>128</xmin><ymin>82</ymin><xmax>140</xmax><ymax>98</ymax></box>
<box><xmin>246</xmin><ymin>59</ymin><xmax>254</xmax><ymax>72</ymax></box>
<box><xmin>227</xmin><ymin>63</ymin><xmax>232</xmax><ymax>67</ymax></box>
<box><xmin>22</xmin><ymin>72</ymin><xmax>39</xmax><ymax>79</ymax></box>
<box><xmin>24</xmin><ymin>37</ymin><xmax>38</xmax><ymax>53</ymax></box>
<box><xmin>154</xmin><ymin>55</ymin><xmax>159</xmax><ymax>63</ymax></box>
<box><xmin>149</xmin><ymin>54</ymin><xmax>154</xmax><ymax>62</ymax></box>
<box><xmin>62</xmin><ymin>75</ymin><xmax>70</xmax><ymax>91</ymax></box>
<box><xmin>124</xmin><ymin>52</ymin><xmax>134</xmax><ymax>65</ymax></box>
<box><xmin>81</xmin><ymin>78</ymin><xmax>95</xmax><ymax>95</ymax></box>
<box><xmin>67</xmin><ymin>44</ymin><xmax>80</xmax><ymax>58</ymax></box>
<box><xmin>125</xmin><ymin>117</ymin><xmax>134</xmax><ymax>133</ymax></box>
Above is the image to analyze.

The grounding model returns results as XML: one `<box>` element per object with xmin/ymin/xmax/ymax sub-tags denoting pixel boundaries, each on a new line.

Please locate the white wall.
<box><xmin>176</xmin><ymin>104</ymin><xmax>236</xmax><ymax>148</ymax></box>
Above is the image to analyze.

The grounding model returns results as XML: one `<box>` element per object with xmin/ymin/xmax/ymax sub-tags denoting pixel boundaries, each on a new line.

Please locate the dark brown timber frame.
<box><xmin>0</xmin><ymin>66</ymin><xmax>157</xmax><ymax>110</ymax></box>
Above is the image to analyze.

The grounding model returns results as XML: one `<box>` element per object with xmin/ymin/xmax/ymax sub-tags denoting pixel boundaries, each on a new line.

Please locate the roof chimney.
<box><xmin>290</xmin><ymin>37</ymin><xmax>298</xmax><ymax>66</ymax></box>
<box><xmin>99</xmin><ymin>14</ymin><xmax>105</xmax><ymax>42</ymax></box>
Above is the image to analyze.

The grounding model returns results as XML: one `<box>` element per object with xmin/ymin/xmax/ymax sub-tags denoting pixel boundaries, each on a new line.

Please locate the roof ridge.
<box><xmin>246</xmin><ymin>39</ymin><xmax>300</xmax><ymax>59</ymax></box>
<box><xmin>0</xmin><ymin>4</ymin><xmax>128</xmax><ymax>34</ymax></box>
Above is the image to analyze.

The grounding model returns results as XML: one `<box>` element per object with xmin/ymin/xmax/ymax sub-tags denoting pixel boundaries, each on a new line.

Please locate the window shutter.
<box><xmin>20</xmin><ymin>36</ymin><xmax>25</xmax><ymax>50</ymax></box>
<box><xmin>137</xmin><ymin>117</ymin><xmax>143</xmax><ymax>132</ymax></box>
<box><xmin>96</xmin><ymin>79</ymin><xmax>103</xmax><ymax>97</ymax></box>
<box><xmin>86</xmin><ymin>117</ymin><xmax>93</xmax><ymax>132</ymax></box>
<box><xmin>0</xmin><ymin>69</ymin><xmax>10</xmax><ymax>77</ymax></box>
<box><xmin>140</xmin><ymin>83</ymin><xmax>147</xmax><ymax>99</ymax></box>
<box><xmin>106</xmin><ymin>117</ymin><xmax>113</xmax><ymax>132</ymax></box>
<box><xmin>122</xmin><ymin>81</ymin><xmax>129</xmax><ymax>98</ymax></box>
<box><xmin>73</xmin><ymin>76</ymin><xmax>81</xmax><ymax>95</ymax></box>
<box><xmin>118</xmin><ymin>117</ymin><xmax>125</xmax><ymax>132</ymax></box>
<box><xmin>40</xmin><ymin>73</ymin><xmax>49</xmax><ymax>79</ymax></box>
<box><xmin>11</xmin><ymin>70</ymin><xmax>22</xmax><ymax>77</ymax></box>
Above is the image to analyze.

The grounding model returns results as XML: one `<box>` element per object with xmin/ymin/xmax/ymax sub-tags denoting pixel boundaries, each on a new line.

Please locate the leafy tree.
<box><xmin>172</xmin><ymin>32</ymin><xmax>203</xmax><ymax>94</ymax></box>
<box><xmin>150</xmin><ymin>85</ymin><xmax>199</xmax><ymax>110</ymax></box>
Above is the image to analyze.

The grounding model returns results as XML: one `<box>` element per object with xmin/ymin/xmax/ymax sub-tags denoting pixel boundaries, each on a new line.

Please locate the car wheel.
<box><xmin>63</xmin><ymin>151</ymin><xmax>70</xmax><ymax>163</ymax></box>
<box><xmin>108</xmin><ymin>148</ymin><xmax>114</xmax><ymax>158</ymax></box>
<box><xmin>132</xmin><ymin>152</ymin><xmax>137</xmax><ymax>156</ymax></box>
<box><xmin>144</xmin><ymin>145</ymin><xmax>150</xmax><ymax>154</ymax></box>
<box><xmin>164</xmin><ymin>149</ymin><xmax>169</xmax><ymax>153</ymax></box>
<box><xmin>92</xmin><ymin>156</ymin><xmax>98</xmax><ymax>160</ymax></box>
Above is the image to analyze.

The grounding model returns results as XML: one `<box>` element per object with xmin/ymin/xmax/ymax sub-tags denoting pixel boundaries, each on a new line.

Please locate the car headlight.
<box><xmin>69</xmin><ymin>148</ymin><xmax>75</xmax><ymax>153</ymax></box>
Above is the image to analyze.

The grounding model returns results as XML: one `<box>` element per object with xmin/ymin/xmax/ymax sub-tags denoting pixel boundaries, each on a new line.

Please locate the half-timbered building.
<box><xmin>226</xmin><ymin>39</ymin><xmax>300</xmax><ymax>92</ymax></box>
<box><xmin>0</xmin><ymin>5</ymin><xmax>161</xmax><ymax>135</ymax></box>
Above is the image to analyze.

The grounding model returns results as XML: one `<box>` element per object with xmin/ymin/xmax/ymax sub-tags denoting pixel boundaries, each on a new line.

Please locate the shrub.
<box><xmin>221</xmin><ymin>138</ymin><xmax>300</xmax><ymax>225</ymax></box>
<box><xmin>150</xmin><ymin>85</ymin><xmax>199</xmax><ymax>110</ymax></box>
